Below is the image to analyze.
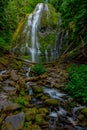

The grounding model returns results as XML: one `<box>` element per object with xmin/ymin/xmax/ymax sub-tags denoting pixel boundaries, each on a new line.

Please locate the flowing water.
<box><xmin>25</xmin><ymin>68</ymin><xmax>87</xmax><ymax>130</ymax></box>
<box><xmin>12</xmin><ymin>2</ymin><xmax>69</xmax><ymax>62</ymax></box>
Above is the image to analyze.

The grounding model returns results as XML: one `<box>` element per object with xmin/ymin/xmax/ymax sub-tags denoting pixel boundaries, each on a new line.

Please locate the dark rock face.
<box><xmin>1</xmin><ymin>112</ymin><xmax>25</xmax><ymax>130</ymax></box>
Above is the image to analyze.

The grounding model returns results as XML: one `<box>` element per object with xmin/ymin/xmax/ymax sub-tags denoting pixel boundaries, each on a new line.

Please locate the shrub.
<box><xmin>65</xmin><ymin>64</ymin><xmax>87</xmax><ymax>103</ymax></box>
<box><xmin>31</xmin><ymin>64</ymin><xmax>47</xmax><ymax>75</ymax></box>
<box><xmin>17</xmin><ymin>97</ymin><xmax>25</xmax><ymax>106</ymax></box>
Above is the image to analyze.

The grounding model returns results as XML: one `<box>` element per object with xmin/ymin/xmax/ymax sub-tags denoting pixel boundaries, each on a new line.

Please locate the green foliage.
<box><xmin>0</xmin><ymin>0</ymin><xmax>44</xmax><ymax>54</ymax></box>
<box><xmin>49</xmin><ymin>0</ymin><xmax>63</xmax><ymax>11</ymax></box>
<box><xmin>32</xmin><ymin>64</ymin><xmax>47</xmax><ymax>75</ymax></box>
<box><xmin>0</xmin><ymin>38</ymin><xmax>11</xmax><ymax>53</ymax></box>
<box><xmin>24</xmin><ymin>122</ymin><xmax>29</xmax><ymax>128</ymax></box>
<box><xmin>39</xmin><ymin>33</ymin><xmax>56</xmax><ymax>53</ymax></box>
<box><xmin>60</xmin><ymin>0</ymin><xmax>87</xmax><ymax>44</ymax></box>
<box><xmin>17</xmin><ymin>97</ymin><xmax>25</xmax><ymax>106</ymax></box>
<box><xmin>65</xmin><ymin>64</ymin><xmax>87</xmax><ymax>103</ymax></box>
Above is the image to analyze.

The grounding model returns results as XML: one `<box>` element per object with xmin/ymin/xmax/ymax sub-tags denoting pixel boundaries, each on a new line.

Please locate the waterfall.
<box><xmin>13</xmin><ymin>3</ymin><xmax>67</xmax><ymax>62</ymax></box>
<box><xmin>21</xmin><ymin>3</ymin><xmax>49</xmax><ymax>62</ymax></box>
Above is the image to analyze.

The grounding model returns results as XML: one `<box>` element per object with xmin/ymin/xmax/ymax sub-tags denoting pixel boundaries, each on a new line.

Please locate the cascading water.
<box><xmin>12</xmin><ymin>2</ymin><xmax>69</xmax><ymax>63</ymax></box>
<box><xmin>12</xmin><ymin>3</ymin><xmax>60</xmax><ymax>62</ymax></box>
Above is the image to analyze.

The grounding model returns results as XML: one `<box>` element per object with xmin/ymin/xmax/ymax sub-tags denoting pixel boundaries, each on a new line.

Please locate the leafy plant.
<box><xmin>31</xmin><ymin>64</ymin><xmax>47</xmax><ymax>75</ymax></box>
<box><xmin>17</xmin><ymin>97</ymin><xmax>25</xmax><ymax>106</ymax></box>
<box><xmin>65</xmin><ymin>64</ymin><xmax>87</xmax><ymax>103</ymax></box>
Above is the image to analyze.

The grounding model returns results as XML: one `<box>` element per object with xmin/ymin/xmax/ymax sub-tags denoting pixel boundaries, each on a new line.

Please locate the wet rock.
<box><xmin>3</xmin><ymin>79</ymin><xmax>15</xmax><ymax>86</ymax></box>
<box><xmin>1</xmin><ymin>112</ymin><xmax>25</xmax><ymax>130</ymax></box>
<box><xmin>10</xmin><ymin>70</ymin><xmax>19</xmax><ymax>81</ymax></box>
<box><xmin>3</xmin><ymin>86</ymin><xmax>16</xmax><ymax>95</ymax></box>
<box><xmin>26</xmin><ymin>76</ymin><xmax>39</xmax><ymax>82</ymax></box>
<box><xmin>39</xmin><ymin>73</ymin><xmax>47</xmax><ymax>79</ymax></box>
<box><xmin>18</xmin><ymin>77</ymin><xmax>26</xmax><ymax>88</ymax></box>
<box><xmin>58</xmin><ymin>126</ymin><xmax>75</xmax><ymax>130</ymax></box>
<box><xmin>0</xmin><ymin>76</ymin><xmax>3</xmax><ymax>81</ymax></box>
<box><xmin>44</xmin><ymin>99</ymin><xmax>58</xmax><ymax>106</ymax></box>
<box><xmin>3</xmin><ymin>102</ymin><xmax>21</xmax><ymax>112</ymax></box>
<box><xmin>0</xmin><ymin>99</ymin><xmax>21</xmax><ymax>112</ymax></box>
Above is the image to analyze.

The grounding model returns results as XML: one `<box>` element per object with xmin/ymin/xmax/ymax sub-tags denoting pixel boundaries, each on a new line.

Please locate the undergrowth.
<box><xmin>65</xmin><ymin>64</ymin><xmax>87</xmax><ymax>103</ymax></box>
<box><xmin>31</xmin><ymin>64</ymin><xmax>47</xmax><ymax>76</ymax></box>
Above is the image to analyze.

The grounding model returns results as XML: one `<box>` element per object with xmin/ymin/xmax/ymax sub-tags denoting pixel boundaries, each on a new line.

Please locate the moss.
<box><xmin>27</xmin><ymin>124</ymin><xmax>41</xmax><ymax>130</ymax></box>
<box><xmin>35</xmin><ymin>114</ymin><xmax>46</xmax><ymax>125</ymax></box>
<box><xmin>40</xmin><ymin>4</ymin><xmax>58</xmax><ymax>29</ymax></box>
<box><xmin>41</xmin><ymin>95</ymin><xmax>49</xmax><ymax>101</ymax></box>
<box><xmin>78</xmin><ymin>114</ymin><xmax>84</xmax><ymax>120</ymax></box>
<box><xmin>44</xmin><ymin>99</ymin><xmax>58</xmax><ymax>106</ymax></box>
<box><xmin>39</xmin><ymin>32</ymin><xmax>56</xmax><ymax>53</ymax></box>
<box><xmin>81</xmin><ymin>108</ymin><xmax>87</xmax><ymax>116</ymax></box>
<box><xmin>68</xmin><ymin>101</ymin><xmax>76</xmax><ymax>107</ymax></box>
<box><xmin>0</xmin><ymin>57</ymin><xmax>8</xmax><ymax>66</ymax></box>
<box><xmin>25</xmin><ymin>107</ymin><xmax>38</xmax><ymax>122</ymax></box>
<box><xmin>38</xmin><ymin>108</ymin><xmax>48</xmax><ymax>115</ymax></box>
<box><xmin>48</xmin><ymin>4</ymin><xmax>58</xmax><ymax>29</ymax></box>
<box><xmin>32</xmin><ymin>86</ymin><xmax>43</xmax><ymax>93</ymax></box>
<box><xmin>13</xmin><ymin>14</ymin><xmax>29</xmax><ymax>42</ymax></box>
<box><xmin>12</xmin><ymin>59</ymin><xmax>22</xmax><ymax>69</ymax></box>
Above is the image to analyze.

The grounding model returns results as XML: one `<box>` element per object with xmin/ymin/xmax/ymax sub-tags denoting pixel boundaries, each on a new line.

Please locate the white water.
<box><xmin>21</xmin><ymin>3</ymin><xmax>50</xmax><ymax>62</ymax></box>
<box><xmin>0</xmin><ymin>70</ymin><xmax>6</xmax><ymax>76</ymax></box>
<box><xmin>42</xmin><ymin>87</ymin><xmax>66</xmax><ymax>99</ymax></box>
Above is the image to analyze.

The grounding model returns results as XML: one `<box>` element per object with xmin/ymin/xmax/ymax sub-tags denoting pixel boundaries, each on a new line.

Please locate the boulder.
<box><xmin>1</xmin><ymin>112</ymin><xmax>25</xmax><ymax>130</ymax></box>
<box><xmin>10</xmin><ymin>70</ymin><xmax>18</xmax><ymax>81</ymax></box>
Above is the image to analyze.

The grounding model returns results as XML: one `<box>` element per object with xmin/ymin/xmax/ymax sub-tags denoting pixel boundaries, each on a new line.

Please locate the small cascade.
<box><xmin>42</xmin><ymin>87</ymin><xmax>66</xmax><ymax>99</ymax></box>
<box><xmin>0</xmin><ymin>70</ymin><xmax>6</xmax><ymax>76</ymax></box>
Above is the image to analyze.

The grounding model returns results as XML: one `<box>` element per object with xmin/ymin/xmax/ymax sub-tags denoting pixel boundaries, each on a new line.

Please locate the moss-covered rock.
<box><xmin>11</xmin><ymin>59</ymin><xmax>22</xmax><ymax>69</ymax></box>
<box><xmin>27</xmin><ymin>124</ymin><xmax>41</xmax><ymax>130</ymax></box>
<box><xmin>32</xmin><ymin>86</ymin><xmax>43</xmax><ymax>93</ymax></box>
<box><xmin>44</xmin><ymin>99</ymin><xmax>58</xmax><ymax>106</ymax></box>
<box><xmin>0</xmin><ymin>57</ymin><xmax>8</xmax><ymax>67</ymax></box>
<box><xmin>35</xmin><ymin>114</ymin><xmax>46</xmax><ymax>125</ymax></box>
<box><xmin>38</xmin><ymin>108</ymin><xmax>48</xmax><ymax>115</ymax></box>
<box><xmin>41</xmin><ymin>95</ymin><xmax>49</xmax><ymax>101</ymax></box>
<box><xmin>78</xmin><ymin>114</ymin><xmax>84</xmax><ymax>121</ymax></box>
<box><xmin>81</xmin><ymin>108</ymin><xmax>87</xmax><ymax>117</ymax></box>
<box><xmin>25</xmin><ymin>107</ymin><xmax>38</xmax><ymax>122</ymax></box>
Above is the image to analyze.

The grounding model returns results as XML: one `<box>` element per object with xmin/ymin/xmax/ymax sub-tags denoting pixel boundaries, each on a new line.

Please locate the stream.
<box><xmin>0</xmin><ymin>61</ymin><xmax>87</xmax><ymax>130</ymax></box>
<box><xmin>25</xmin><ymin>66</ymin><xmax>87</xmax><ymax>130</ymax></box>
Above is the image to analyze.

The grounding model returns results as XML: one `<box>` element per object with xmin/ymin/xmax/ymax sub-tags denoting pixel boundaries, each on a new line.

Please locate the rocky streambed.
<box><xmin>0</xmin><ymin>56</ymin><xmax>87</xmax><ymax>130</ymax></box>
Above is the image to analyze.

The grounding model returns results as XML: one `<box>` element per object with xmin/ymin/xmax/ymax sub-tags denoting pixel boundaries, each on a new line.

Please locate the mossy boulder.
<box><xmin>11</xmin><ymin>59</ymin><xmax>22</xmax><ymax>69</ymax></box>
<box><xmin>35</xmin><ymin>114</ymin><xmax>46</xmax><ymax>125</ymax></box>
<box><xmin>44</xmin><ymin>99</ymin><xmax>58</xmax><ymax>106</ymax></box>
<box><xmin>0</xmin><ymin>57</ymin><xmax>8</xmax><ymax>67</ymax></box>
<box><xmin>25</xmin><ymin>107</ymin><xmax>38</xmax><ymax>122</ymax></box>
<box><xmin>81</xmin><ymin>108</ymin><xmax>87</xmax><ymax>117</ymax></box>
<box><xmin>32</xmin><ymin>86</ymin><xmax>43</xmax><ymax>93</ymax></box>
<box><xmin>27</xmin><ymin>124</ymin><xmax>41</xmax><ymax>130</ymax></box>
<box><xmin>1</xmin><ymin>112</ymin><xmax>25</xmax><ymax>130</ymax></box>
<box><xmin>78</xmin><ymin>114</ymin><xmax>84</xmax><ymax>121</ymax></box>
<box><xmin>38</xmin><ymin>108</ymin><xmax>48</xmax><ymax>115</ymax></box>
<box><xmin>41</xmin><ymin>95</ymin><xmax>49</xmax><ymax>101</ymax></box>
